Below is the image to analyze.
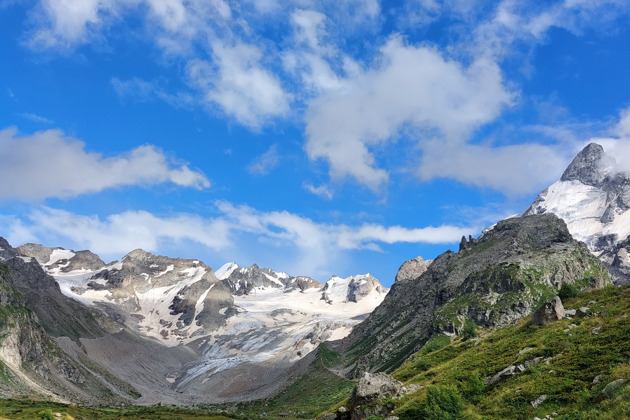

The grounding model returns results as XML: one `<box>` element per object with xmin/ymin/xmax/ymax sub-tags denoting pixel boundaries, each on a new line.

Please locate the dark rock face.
<box><xmin>0</xmin><ymin>241</ymin><xmax>138</xmax><ymax>405</ymax></box>
<box><xmin>560</xmin><ymin>143</ymin><xmax>613</xmax><ymax>187</ymax></box>
<box><xmin>333</xmin><ymin>214</ymin><xmax>610</xmax><ymax>377</ymax></box>
<box><xmin>2</xmin><ymin>239</ymin><xmax>110</xmax><ymax>340</ymax></box>
<box><xmin>530</xmin><ymin>296</ymin><xmax>565</xmax><ymax>325</ymax></box>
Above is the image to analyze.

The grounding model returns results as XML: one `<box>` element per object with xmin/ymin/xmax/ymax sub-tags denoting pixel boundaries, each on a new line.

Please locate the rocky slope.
<box><xmin>524</xmin><ymin>143</ymin><xmax>630</xmax><ymax>284</ymax></box>
<box><xmin>0</xmin><ymin>240</ymin><xmax>143</xmax><ymax>405</ymax></box>
<box><xmin>331</xmin><ymin>214</ymin><xmax>610</xmax><ymax>377</ymax></box>
<box><xmin>13</xmin><ymin>243</ymin><xmax>388</xmax><ymax>402</ymax></box>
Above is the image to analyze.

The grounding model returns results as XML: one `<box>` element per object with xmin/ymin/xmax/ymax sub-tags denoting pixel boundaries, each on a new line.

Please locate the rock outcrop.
<box><xmin>394</xmin><ymin>256</ymin><xmax>432</xmax><ymax>283</ymax></box>
<box><xmin>332</xmin><ymin>214</ymin><xmax>610</xmax><ymax>377</ymax></box>
<box><xmin>524</xmin><ymin>143</ymin><xmax>630</xmax><ymax>284</ymax></box>
<box><xmin>530</xmin><ymin>296</ymin><xmax>565</xmax><ymax>326</ymax></box>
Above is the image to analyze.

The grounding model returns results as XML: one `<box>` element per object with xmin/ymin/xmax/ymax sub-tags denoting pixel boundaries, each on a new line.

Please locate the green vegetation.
<box><xmin>0</xmin><ymin>398</ymin><xmax>233</xmax><ymax>420</ymax></box>
<box><xmin>207</xmin><ymin>346</ymin><xmax>355</xmax><ymax>419</ymax></box>
<box><xmin>559</xmin><ymin>282</ymin><xmax>579</xmax><ymax>300</ymax></box>
<box><xmin>379</xmin><ymin>285</ymin><xmax>630</xmax><ymax>419</ymax></box>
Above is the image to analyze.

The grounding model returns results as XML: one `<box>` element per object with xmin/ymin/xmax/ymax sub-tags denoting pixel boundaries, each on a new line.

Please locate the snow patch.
<box><xmin>45</xmin><ymin>249</ymin><xmax>75</xmax><ymax>266</ymax></box>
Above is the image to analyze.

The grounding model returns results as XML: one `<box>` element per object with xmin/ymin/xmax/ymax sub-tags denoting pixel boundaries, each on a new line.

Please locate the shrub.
<box><xmin>559</xmin><ymin>282</ymin><xmax>579</xmax><ymax>300</ymax></box>
<box><xmin>399</xmin><ymin>385</ymin><xmax>464</xmax><ymax>420</ymax></box>
<box><xmin>462</xmin><ymin>320</ymin><xmax>478</xmax><ymax>341</ymax></box>
<box><xmin>37</xmin><ymin>409</ymin><xmax>55</xmax><ymax>420</ymax></box>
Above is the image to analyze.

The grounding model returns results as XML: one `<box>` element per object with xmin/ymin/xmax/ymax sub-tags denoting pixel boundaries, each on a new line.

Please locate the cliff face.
<box><xmin>0</xmin><ymin>262</ymin><xmax>140</xmax><ymax>404</ymax></box>
<box><xmin>333</xmin><ymin>214</ymin><xmax>610</xmax><ymax>376</ymax></box>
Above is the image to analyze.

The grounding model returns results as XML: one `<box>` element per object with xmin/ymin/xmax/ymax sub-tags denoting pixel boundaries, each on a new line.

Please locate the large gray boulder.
<box><xmin>346</xmin><ymin>373</ymin><xmax>405</xmax><ymax>419</ymax></box>
<box><xmin>531</xmin><ymin>296</ymin><xmax>565</xmax><ymax>326</ymax></box>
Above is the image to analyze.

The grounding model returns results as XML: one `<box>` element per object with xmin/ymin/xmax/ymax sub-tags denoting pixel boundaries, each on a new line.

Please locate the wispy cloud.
<box><xmin>247</xmin><ymin>145</ymin><xmax>280</xmax><ymax>175</ymax></box>
<box><xmin>20</xmin><ymin>113</ymin><xmax>54</xmax><ymax>124</ymax></box>
<box><xmin>0</xmin><ymin>127</ymin><xmax>210</xmax><ymax>200</ymax></box>
<box><xmin>1</xmin><ymin>202</ymin><xmax>477</xmax><ymax>278</ymax></box>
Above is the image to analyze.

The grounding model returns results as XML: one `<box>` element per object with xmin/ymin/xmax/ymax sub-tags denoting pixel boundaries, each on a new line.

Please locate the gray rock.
<box><xmin>594</xmin><ymin>379</ymin><xmax>627</xmax><ymax>402</ymax></box>
<box><xmin>531</xmin><ymin>394</ymin><xmax>547</xmax><ymax>408</ymax></box>
<box><xmin>565</xmin><ymin>309</ymin><xmax>576</xmax><ymax>317</ymax></box>
<box><xmin>593</xmin><ymin>374</ymin><xmax>606</xmax><ymax>384</ymax></box>
<box><xmin>485</xmin><ymin>365</ymin><xmax>517</xmax><ymax>386</ymax></box>
<box><xmin>531</xmin><ymin>296</ymin><xmax>565</xmax><ymax>326</ymax></box>
<box><xmin>395</xmin><ymin>256</ymin><xmax>432</xmax><ymax>283</ymax></box>
<box><xmin>560</xmin><ymin>143</ymin><xmax>612</xmax><ymax>187</ymax></box>
<box><xmin>321</xmin><ymin>414</ymin><xmax>336</xmax><ymax>420</ymax></box>
<box><xmin>576</xmin><ymin>307</ymin><xmax>590</xmax><ymax>318</ymax></box>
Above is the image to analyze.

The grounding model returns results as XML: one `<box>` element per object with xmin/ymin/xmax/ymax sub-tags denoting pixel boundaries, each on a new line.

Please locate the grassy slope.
<box><xmin>385</xmin><ymin>285</ymin><xmax>630</xmax><ymax>419</ymax></box>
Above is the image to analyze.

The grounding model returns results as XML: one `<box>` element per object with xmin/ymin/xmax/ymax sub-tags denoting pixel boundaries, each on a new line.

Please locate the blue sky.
<box><xmin>1</xmin><ymin>0</ymin><xmax>630</xmax><ymax>286</ymax></box>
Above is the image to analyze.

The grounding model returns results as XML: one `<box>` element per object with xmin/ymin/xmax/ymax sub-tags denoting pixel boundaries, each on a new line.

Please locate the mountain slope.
<box><xmin>330</xmin><ymin>214</ymin><xmax>610</xmax><ymax>377</ymax></box>
<box><xmin>524</xmin><ymin>143</ymin><xmax>630</xmax><ymax>284</ymax></box>
<box><xmin>360</xmin><ymin>285</ymin><xmax>630</xmax><ymax>419</ymax></box>
<box><xmin>15</xmin><ymin>242</ymin><xmax>388</xmax><ymax>402</ymax></box>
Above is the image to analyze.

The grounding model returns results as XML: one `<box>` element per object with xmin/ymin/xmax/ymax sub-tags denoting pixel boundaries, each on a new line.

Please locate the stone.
<box><xmin>593</xmin><ymin>374</ymin><xmax>606</xmax><ymax>384</ymax></box>
<box><xmin>531</xmin><ymin>394</ymin><xmax>547</xmax><ymax>408</ymax></box>
<box><xmin>338</xmin><ymin>406</ymin><xmax>347</xmax><ymax>413</ymax></box>
<box><xmin>565</xmin><ymin>309</ymin><xmax>576</xmax><ymax>317</ymax></box>
<box><xmin>394</xmin><ymin>256</ymin><xmax>432</xmax><ymax>283</ymax></box>
<box><xmin>485</xmin><ymin>365</ymin><xmax>517</xmax><ymax>386</ymax></box>
<box><xmin>531</xmin><ymin>296</ymin><xmax>565</xmax><ymax>326</ymax></box>
<box><xmin>576</xmin><ymin>307</ymin><xmax>590</xmax><ymax>318</ymax></box>
<box><xmin>594</xmin><ymin>379</ymin><xmax>627</xmax><ymax>402</ymax></box>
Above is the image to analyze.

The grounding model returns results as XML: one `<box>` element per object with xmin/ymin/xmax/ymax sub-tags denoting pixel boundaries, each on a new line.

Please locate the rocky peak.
<box><xmin>321</xmin><ymin>274</ymin><xmax>387</xmax><ymax>304</ymax></box>
<box><xmin>334</xmin><ymin>214</ymin><xmax>610</xmax><ymax>376</ymax></box>
<box><xmin>560</xmin><ymin>143</ymin><xmax>613</xmax><ymax>187</ymax></box>
<box><xmin>395</xmin><ymin>256</ymin><xmax>433</xmax><ymax>283</ymax></box>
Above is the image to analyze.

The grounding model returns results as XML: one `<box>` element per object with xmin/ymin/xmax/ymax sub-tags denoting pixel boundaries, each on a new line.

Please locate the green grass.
<box><xmin>212</xmin><ymin>346</ymin><xmax>355</xmax><ymax>419</ymax></box>
<box><xmin>379</xmin><ymin>285</ymin><xmax>630</xmax><ymax>419</ymax></box>
<box><xmin>0</xmin><ymin>397</ymin><xmax>234</xmax><ymax>419</ymax></box>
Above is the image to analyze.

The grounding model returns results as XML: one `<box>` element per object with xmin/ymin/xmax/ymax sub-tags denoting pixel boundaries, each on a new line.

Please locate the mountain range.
<box><xmin>0</xmin><ymin>142</ymin><xmax>629</xmax><ymax>418</ymax></box>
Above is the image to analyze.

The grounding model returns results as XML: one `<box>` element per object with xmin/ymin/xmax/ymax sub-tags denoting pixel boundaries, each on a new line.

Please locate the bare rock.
<box><xmin>531</xmin><ymin>296</ymin><xmax>565</xmax><ymax>326</ymax></box>
<box><xmin>394</xmin><ymin>256</ymin><xmax>432</xmax><ymax>283</ymax></box>
<box><xmin>594</xmin><ymin>379</ymin><xmax>627</xmax><ymax>402</ymax></box>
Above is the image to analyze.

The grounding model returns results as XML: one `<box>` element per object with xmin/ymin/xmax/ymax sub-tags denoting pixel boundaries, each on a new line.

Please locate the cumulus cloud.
<box><xmin>304</xmin><ymin>36</ymin><xmax>514</xmax><ymax>190</ymax></box>
<box><xmin>187</xmin><ymin>42</ymin><xmax>292</xmax><ymax>129</ymax></box>
<box><xmin>0</xmin><ymin>127</ymin><xmax>210</xmax><ymax>200</ymax></box>
<box><xmin>247</xmin><ymin>145</ymin><xmax>280</xmax><ymax>175</ymax></box>
<box><xmin>3</xmin><ymin>202</ymin><xmax>476</xmax><ymax>278</ymax></box>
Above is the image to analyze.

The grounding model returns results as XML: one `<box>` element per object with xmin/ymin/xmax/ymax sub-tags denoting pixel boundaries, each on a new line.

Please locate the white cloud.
<box><xmin>304</xmin><ymin>36</ymin><xmax>514</xmax><ymax>190</ymax></box>
<box><xmin>0</xmin><ymin>127</ymin><xmax>210</xmax><ymax>200</ymax></box>
<box><xmin>590</xmin><ymin>107</ymin><xmax>630</xmax><ymax>174</ymax></box>
<box><xmin>187</xmin><ymin>41</ymin><xmax>292</xmax><ymax>129</ymax></box>
<box><xmin>20</xmin><ymin>113</ymin><xmax>54</xmax><ymax>124</ymax></box>
<box><xmin>19</xmin><ymin>207</ymin><xmax>231</xmax><ymax>256</ymax></box>
<box><xmin>418</xmin><ymin>141</ymin><xmax>568</xmax><ymax>195</ymax></box>
<box><xmin>247</xmin><ymin>145</ymin><xmax>280</xmax><ymax>175</ymax></box>
<box><xmin>3</xmin><ymin>202</ymin><xmax>476</xmax><ymax>278</ymax></box>
<box><xmin>303</xmin><ymin>182</ymin><xmax>333</xmax><ymax>200</ymax></box>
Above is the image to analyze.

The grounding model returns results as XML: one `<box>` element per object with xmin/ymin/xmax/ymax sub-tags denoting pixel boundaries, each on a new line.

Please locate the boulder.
<box><xmin>594</xmin><ymin>379</ymin><xmax>627</xmax><ymax>402</ymax></box>
<box><xmin>347</xmin><ymin>373</ymin><xmax>405</xmax><ymax>420</ymax></box>
<box><xmin>531</xmin><ymin>296</ymin><xmax>565</xmax><ymax>326</ymax></box>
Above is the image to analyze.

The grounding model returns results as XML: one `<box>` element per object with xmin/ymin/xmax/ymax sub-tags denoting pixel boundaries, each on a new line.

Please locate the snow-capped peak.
<box><xmin>215</xmin><ymin>262</ymin><xmax>239</xmax><ymax>280</ymax></box>
<box><xmin>523</xmin><ymin>142</ymin><xmax>630</xmax><ymax>283</ymax></box>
